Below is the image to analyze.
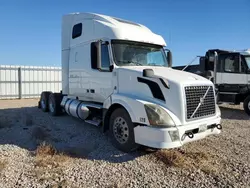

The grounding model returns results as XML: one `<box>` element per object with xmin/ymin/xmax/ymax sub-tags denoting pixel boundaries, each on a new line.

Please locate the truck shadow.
<box><xmin>1</xmin><ymin>105</ymin><xmax>246</xmax><ymax>163</ymax></box>
<box><xmin>219</xmin><ymin>105</ymin><xmax>250</xmax><ymax>120</ymax></box>
<box><xmin>0</xmin><ymin>106</ymin><xmax>141</xmax><ymax>163</ymax></box>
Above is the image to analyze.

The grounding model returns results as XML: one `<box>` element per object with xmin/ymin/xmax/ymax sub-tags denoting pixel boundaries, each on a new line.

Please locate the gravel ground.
<box><xmin>0</xmin><ymin>99</ymin><xmax>249</xmax><ymax>188</ymax></box>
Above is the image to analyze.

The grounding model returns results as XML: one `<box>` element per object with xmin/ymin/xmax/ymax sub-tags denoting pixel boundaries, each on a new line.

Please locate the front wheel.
<box><xmin>243</xmin><ymin>95</ymin><xmax>250</xmax><ymax>116</ymax></box>
<box><xmin>109</xmin><ymin>108</ymin><xmax>139</xmax><ymax>152</ymax></box>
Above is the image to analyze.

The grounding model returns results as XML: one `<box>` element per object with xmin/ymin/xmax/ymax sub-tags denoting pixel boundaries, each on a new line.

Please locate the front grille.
<box><xmin>185</xmin><ymin>86</ymin><xmax>216</xmax><ymax>120</ymax></box>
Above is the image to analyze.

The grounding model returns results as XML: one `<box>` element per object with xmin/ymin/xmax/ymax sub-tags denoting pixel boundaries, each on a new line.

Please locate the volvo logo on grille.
<box><xmin>200</xmin><ymin>97</ymin><xmax>205</xmax><ymax>105</ymax></box>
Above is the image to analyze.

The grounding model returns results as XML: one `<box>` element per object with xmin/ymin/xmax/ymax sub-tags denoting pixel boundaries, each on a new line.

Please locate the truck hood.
<box><xmin>118</xmin><ymin>66</ymin><xmax>210</xmax><ymax>85</ymax></box>
<box><xmin>116</xmin><ymin>66</ymin><xmax>214</xmax><ymax>124</ymax></box>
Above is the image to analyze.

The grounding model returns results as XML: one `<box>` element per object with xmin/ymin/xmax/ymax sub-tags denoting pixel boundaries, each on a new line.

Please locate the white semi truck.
<box><xmin>38</xmin><ymin>12</ymin><xmax>222</xmax><ymax>152</ymax></box>
<box><xmin>174</xmin><ymin>49</ymin><xmax>250</xmax><ymax>115</ymax></box>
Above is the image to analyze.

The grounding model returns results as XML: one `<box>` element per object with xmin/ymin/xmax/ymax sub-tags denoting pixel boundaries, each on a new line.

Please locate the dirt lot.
<box><xmin>0</xmin><ymin>99</ymin><xmax>249</xmax><ymax>188</ymax></box>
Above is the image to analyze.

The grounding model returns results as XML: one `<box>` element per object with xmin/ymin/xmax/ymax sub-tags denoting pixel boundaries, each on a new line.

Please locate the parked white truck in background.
<box><xmin>38</xmin><ymin>12</ymin><xmax>222</xmax><ymax>152</ymax></box>
<box><xmin>174</xmin><ymin>49</ymin><xmax>250</xmax><ymax>115</ymax></box>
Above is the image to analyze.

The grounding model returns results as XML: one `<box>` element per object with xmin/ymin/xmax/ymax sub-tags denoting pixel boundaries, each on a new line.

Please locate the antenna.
<box><xmin>182</xmin><ymin>56</ymin><xmax>203</xmax><ymax>71</ymax></box>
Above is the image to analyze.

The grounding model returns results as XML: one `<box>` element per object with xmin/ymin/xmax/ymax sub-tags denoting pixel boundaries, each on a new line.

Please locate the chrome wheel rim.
<box><xmin>113</xmin><ymin>117</ymin><xmax>129</xmax><ymax>144</ymax></box>
<box><xmin>49</xmin><ymin>100</ymin><xmax>54</xmax><ymax>113</ymax></box>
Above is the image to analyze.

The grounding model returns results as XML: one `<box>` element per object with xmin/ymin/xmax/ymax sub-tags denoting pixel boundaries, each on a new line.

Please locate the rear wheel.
<box><xmin>48</xmin><ymin>93</ymin><xmax>63</xmax><ymax>116</ymax></box>
<box><xmin>40</xmin><ymin>91</ymin><xmax>52</xmax><ymax>112</ymax></box>
<box><xmin>109</xmin><ymin>108</ymin><xmax>139</xmax><ymax>152</ymax></box>
<box><xmin>243</xmin><ymin>95</ymin><xmax>250</xmax><ymax>115</ymax></box>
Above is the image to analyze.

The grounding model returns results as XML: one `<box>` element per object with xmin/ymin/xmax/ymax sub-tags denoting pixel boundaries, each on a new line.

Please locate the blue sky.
<box><xmin>0</xmin><ymin>0</ymin><xmax>249</xmax><ymax>66</ymax></box>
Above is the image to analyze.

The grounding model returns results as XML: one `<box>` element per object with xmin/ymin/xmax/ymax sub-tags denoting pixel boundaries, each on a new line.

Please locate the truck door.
<box><xmin>89</xmin><ymin>42</ymin><xmax>113</xmax><ymax>103</ymax></box>
<box><xmin>217</xmin><ymin>53</ymin><xmax>247</xmax><ymax>92</ymax></box>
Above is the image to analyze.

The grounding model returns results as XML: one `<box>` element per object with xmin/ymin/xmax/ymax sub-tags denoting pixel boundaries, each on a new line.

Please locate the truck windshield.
<box><xmin>245</xmin><ymin>56</ymin><xmax>250</xmax><ymax>68</ymax></box>
<box><xmin>111</xmin><ymin>40</ymin><xmax>169</xmax><ymax>67</ymax></box>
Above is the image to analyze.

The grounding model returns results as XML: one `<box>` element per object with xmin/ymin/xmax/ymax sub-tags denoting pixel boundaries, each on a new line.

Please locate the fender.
<box><xmin>103</xmin><ymin>93</ymin><xmax>182</xmax><ymax>126</ymax></box>
<box><xmin>103</xmin><ymin>93</ymin><xmax>149</xmax><ymax>124</ymax></box>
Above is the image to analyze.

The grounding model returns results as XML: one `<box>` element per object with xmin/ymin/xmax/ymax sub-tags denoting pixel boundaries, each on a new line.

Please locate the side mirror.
<box><xmin>96</xmin><ymin>41</ymin><xmax>102</xmax><ymax>69</ymax></box>
<box><xmin>167</xmin><ymin>51</ymin><xmax>172</xmax><ymax>67</ymax></box>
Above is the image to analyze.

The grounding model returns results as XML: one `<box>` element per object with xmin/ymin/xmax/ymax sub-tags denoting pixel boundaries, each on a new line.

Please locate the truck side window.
<box><xmin>224</xmin><ymin>55</ymin><xmax>239</xmax><ymax>73</ymax></box>
<box><xmin>101</xmin><ymin>44</ymin><xmax>110</xmax><ymax>69</ymax></box>
<box><xmin>72</xmin><ymin>23</ymin><xmax>82</xmax><ymax>39</ymax></box>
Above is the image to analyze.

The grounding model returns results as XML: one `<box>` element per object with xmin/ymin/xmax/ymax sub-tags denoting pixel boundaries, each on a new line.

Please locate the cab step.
<box><xmin>85</xmin><ymin>119</ymin><xmax>102</xmax><ymax>126</ymax></box>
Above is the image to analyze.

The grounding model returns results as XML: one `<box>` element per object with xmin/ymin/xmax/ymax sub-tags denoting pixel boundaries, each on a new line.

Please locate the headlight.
<box><xmin>144</xmin><ymin>104</ymin><xmax>175</xmax><ymax>128</ymax></box>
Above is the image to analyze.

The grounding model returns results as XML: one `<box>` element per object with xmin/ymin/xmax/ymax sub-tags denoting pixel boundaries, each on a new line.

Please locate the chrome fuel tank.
<box><xmin>64</xmin><ymin>99</ymin><xmax>90</xmax><ymax>120</ymax></box>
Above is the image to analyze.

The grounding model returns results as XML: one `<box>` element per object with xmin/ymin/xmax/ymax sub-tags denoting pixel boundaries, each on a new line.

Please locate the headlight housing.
<box><xmin>144</xmin><ymin>104</ymin><xmax>175</xmax><ymax>128</ymax></box>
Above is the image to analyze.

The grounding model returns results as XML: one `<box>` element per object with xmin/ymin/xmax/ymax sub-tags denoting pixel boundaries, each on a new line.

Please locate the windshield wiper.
<box><xmin>117</xmin><ymin>60</ymin><xmax>143</xmax><ymax>66</ymax></box>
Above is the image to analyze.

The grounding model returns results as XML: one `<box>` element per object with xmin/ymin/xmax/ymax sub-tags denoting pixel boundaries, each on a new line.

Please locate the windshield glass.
<box><xmin>245</xmin><ymin>56</ymin><xmax>250</xmax><ymax>68</ymax></box>
<box><xmin>112</xmin><ymin>40</ymin><xmax>169</xmax><ymax>67</ymax></box>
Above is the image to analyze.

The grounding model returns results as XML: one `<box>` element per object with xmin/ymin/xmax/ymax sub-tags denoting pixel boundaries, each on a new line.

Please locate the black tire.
<box><xmin>38</xmin><ymin>101</ymin><xmax>41</xmax><ymax>109</ymax></box>
<box><xmin>48</xmin><ymin>93</ymin><xmax>63</xmax><ymax>116</ymax></box>
<box><xmin>40</xmin><ymin>91</ymin><xmax>52</xmax><ymax>112</ymax></box>
<box><xmin>109</xmin><ymin>108</ymin><xmax>139</xmax><ymax>152</ymax></box>
<box><xmin>243</xmin><ymin>95</ymin><xmax>250</xmax><ymax>116</ymax></box>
